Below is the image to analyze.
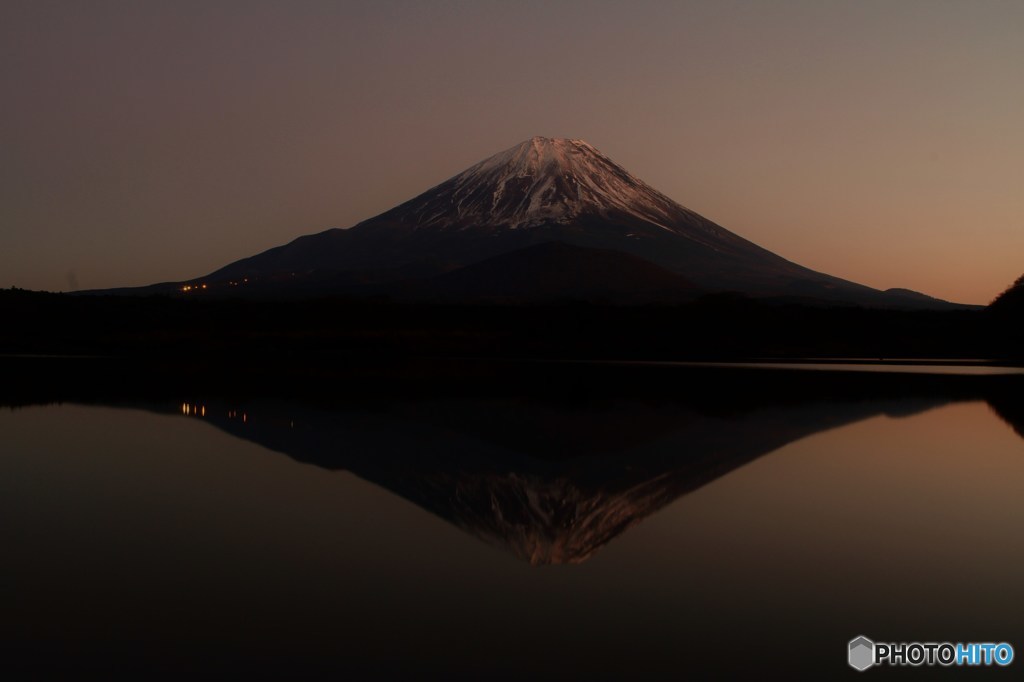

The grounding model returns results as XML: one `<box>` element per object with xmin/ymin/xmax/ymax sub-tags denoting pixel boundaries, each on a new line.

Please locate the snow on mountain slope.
<box><xmin>364</xmin><ymin>136</ymin><xmax>755</xmax><ymax>254</ymax></box>
<box><xmin>393</xmin><ymin>137</ymin><xmax>695</xmax><ymax>231</ymax></box>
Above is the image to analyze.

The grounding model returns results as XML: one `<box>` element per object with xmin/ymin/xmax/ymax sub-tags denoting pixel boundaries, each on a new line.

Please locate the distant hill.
<box><xmin>990</xmin><ymin>274</ymin><xmax>1024</xmax><ymax>312</ymax></box>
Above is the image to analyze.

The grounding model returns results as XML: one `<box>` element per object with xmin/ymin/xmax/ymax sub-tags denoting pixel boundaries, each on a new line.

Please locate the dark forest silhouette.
<box><xmin>1</xmin><ymin>286</ymin><xmax>1020</xmax><ymax>361</ymax></box>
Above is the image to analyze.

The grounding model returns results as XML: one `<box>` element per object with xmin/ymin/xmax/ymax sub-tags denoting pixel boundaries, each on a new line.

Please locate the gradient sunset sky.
<box><xmin>2</xmin><ymin>1</ymin><xmax>1021</xmax><ymax>304</ymax></box>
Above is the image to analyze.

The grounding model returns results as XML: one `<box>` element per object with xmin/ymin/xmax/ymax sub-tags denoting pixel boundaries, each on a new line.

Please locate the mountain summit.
<box><xmin>136</xmin><ymin>137</ymin><xmax>961</xmax><ymax>307</ymax></box>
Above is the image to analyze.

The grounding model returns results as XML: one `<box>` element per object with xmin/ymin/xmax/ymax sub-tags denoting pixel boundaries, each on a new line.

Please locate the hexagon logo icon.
<box><xmin>849</xmin><ymin>636</ymin><xmax>875</xmax><ymax>671</ymax></box>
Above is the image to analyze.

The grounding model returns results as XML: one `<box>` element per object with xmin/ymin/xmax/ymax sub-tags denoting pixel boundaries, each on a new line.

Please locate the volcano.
<box><xmin>139</xmin><ymin>137</ymin><xmax>958</xmax><ymax>306</ymax></box>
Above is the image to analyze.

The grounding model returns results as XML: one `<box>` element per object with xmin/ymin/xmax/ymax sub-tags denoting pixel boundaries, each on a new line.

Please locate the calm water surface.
<box><xmin>638</xmin><ymin>360</ymin><xmax>1024</xmax><ymax>375</ymax></box>
<box><xmin>3</xmin><ymin>365</ymin><xmax>1024</xmax><ymax>678</ymax></box>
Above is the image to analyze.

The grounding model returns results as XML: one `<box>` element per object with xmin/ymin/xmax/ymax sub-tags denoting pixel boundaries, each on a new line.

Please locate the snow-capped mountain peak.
<box><xmin>379</xmin><ymin>136</ymin><xmax>698</xmax><ymax>232</ymax></box>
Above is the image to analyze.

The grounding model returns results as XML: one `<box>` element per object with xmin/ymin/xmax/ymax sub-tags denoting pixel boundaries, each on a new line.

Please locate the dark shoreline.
<box><xmin>4</xmin><ymin>354</ymin><xmax>1022</xmax><ymax>422</ymax></box>
<box><xmin>2</xmin><ymin>288</ymin><xmax>1021</xmax><ymax>362</ymax></box>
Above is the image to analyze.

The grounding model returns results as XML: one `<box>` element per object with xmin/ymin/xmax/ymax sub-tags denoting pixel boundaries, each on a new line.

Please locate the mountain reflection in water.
<box><xmin>19</xmin><ymin>360</ymin><xmax>1016</xmax><ymax>566</ymax></box>
<box><xmin>172</xmin><ymin>397</ymin><xmax>954</xmax><ymax>565</ymax></box>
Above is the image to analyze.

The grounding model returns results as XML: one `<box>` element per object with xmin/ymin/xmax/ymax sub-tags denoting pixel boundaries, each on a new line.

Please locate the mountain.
<box><xmin>117</xmin><ymin>136</ymin><xmax>963</xmax><ymax>307</ymax></box>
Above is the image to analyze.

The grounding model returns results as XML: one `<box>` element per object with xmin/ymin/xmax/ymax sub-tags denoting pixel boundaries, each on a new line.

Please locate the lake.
<box><xmin>2</xmin><ymin>359</ymin><xmax>1023</xmax><ymax>678</ymax></box>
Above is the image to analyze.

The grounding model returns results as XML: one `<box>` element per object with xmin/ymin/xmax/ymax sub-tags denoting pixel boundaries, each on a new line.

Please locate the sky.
<box><xmin>2</xmin><ymin>0</ymin><xmax>1022</xmax><ymax>304</ymax></box>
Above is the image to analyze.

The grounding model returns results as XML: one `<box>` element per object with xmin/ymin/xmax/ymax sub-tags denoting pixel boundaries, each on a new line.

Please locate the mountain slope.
<box><xmin>405</xmin><ymin>241</ymin><xmax>699</xmax><ymax>303</ymax></box>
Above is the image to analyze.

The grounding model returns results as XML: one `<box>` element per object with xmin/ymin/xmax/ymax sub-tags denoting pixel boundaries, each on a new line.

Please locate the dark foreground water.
<box><xmin>2</xmin><ymin>360</ymin><xmax>1023</xmax><ymax>679</ymax></box>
